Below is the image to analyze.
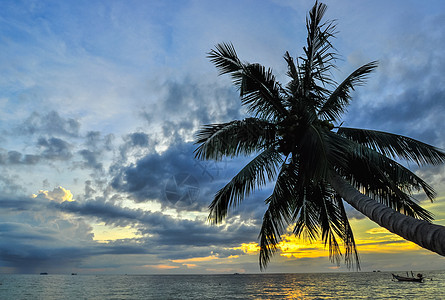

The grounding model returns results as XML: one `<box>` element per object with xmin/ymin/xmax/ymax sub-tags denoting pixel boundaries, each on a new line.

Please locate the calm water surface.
<box><xmin>0</xmin><ymin>271</ymin><xmax>444</xmax><ymax>299</ymax></box>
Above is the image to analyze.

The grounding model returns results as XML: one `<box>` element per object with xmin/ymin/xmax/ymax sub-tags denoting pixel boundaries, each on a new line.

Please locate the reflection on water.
<box><xmin>0</xmin><ymin>271</ymin><xmax>444</xmax><ymax>299</ymax></box>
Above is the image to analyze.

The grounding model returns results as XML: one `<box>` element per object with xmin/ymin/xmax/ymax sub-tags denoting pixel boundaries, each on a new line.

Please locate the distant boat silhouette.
<box><xmin>39</xmin><ymin>272</ymin><xmax>48</xmax><ymax>275</ymax></box>
<box><xmin>71</xmin><ymin>273</ymin><xmax>77</xmax><ymax>275</ymax></box>
<box><xmin>392</xmin><ymin>273</ymin><xmax>423</xmax><ymax>282</ymax></box>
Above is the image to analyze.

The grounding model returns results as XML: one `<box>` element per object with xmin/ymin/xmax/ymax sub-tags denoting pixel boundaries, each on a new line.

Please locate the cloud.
<box><xmin>110</xmin><ymin>141</ymin><xmax>205</xmax><ymax>206</ymax></box>
<box><xmin>17</xmin><ymin>111</ymin><xmax>80</xmax><ymax>138</ymax></box>
<box><xmin>0</xmin><ymin>191</ymin><xmax>97</xmax><ymax>273</ymax></box>
<box><xmin>0</xmin><ymin>174</ymin><xmax>26</xmax><ymax>194</ymax></box>
<box><xmin>1</xmin><ymin>0</ymin><xmax>445</xmax><ymax>275</ymax></box>
<box><xmin>0</xmin><ymin>195</ymin><xmax>39</xmax><ymax>212</ymax></box>
<box><xmin>341</xmin><ymin>8</ymin><xmax>445</xmax><ymax>149</ymax></box>
<box><xmin>78</xmin><ymin>149</ymin><xmax>103</xmax><ymax>170</ymax></box>
<box><xmin>54</xmin><ymin>197</ymin><xmax>259</xmax><ymax>249</ymax></box>
<box><xmin>37</xmin><ymin>137</ymin><xmax>73</xmax><ymax>160</ymax></box>
<box><xmin>32</xmin><ymin>186</ymin><xmax>74</xmax><ymax>203</ymax></box>
<box><xmin>0</xmin><ymin>150</ymin><xmax>40</xmax><ymax>165</ymax></box>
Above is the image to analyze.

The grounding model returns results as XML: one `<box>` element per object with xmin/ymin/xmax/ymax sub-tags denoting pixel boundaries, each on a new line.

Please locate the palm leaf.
<box><xmin>337</xmin><ymin>127</ymin><xmax>445</xmax><ymax>166</ymax></box>
<box><xmin>301</xmin><ymin>1</ymin><xmax>337</xmax><ymax>92</ymax></box>
<box><xmin>284</xmin><ymin>51</ymin><xmax>301</xmax><ymax>96</ymax></box>
<box><xmin>318</xmin><ymin>61</ymin><xmax>378</xmax><ymax>121</ymax></box>
<box><xmin>194</xmin><ymin>118</ymin><xmax>276</xmax><ymax>160</ymax></box>
<box><xmin>239</xmin><ymin>63</ymin><xmax>288</xmax><ymax>120</ymax></box>
<box><xmin>346</xmin><ymin>158</ymin><xmax>434</xmax><ymax>221</ymax></box>
<box><xmin>208</xmin><ymin>147</ymin><xmax>283</xmax><ymax>224</ymax></box>
<box><xmin>296</xmin><ymin>125</ymin><xmax>330</xmax><ymax>183</ymax></box>
<box><xmin>329</xmin><ymin>131</ymin><xmax>437</xmax><ymax>199</ymax></box>
<box><xmin>208</xmin><ymin>43</ymin><xmax>288</xmax><ymax>120</ymax></box>
<box><xmin>259</xmin><ymin>164</ymin><xmax>296</xmax><ymax>269</ymax></box>
<box><xmin>318</xmin><ymin>187</ymin><xmax>344</xmax><ymax>266</ymax></box>
<box><xmin>336</xmin><ymin>195</ymin><xmax>360</xmax><ymax>269</ymax></box>
<box><xmin>207</xmin><ymin>42</ymin><xmax>243</xmax><ymax>85</ymax></box>
<box><xmin>332</xmin><ymin>137</ymin><xmax>435</xmax><ymax>221</ymax></box>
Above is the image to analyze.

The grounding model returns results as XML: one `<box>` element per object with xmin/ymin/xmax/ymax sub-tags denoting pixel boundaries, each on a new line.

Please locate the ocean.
<box><xmin>0</xmin><ymin>271</ymin><xmax>444</xmax><ymax>299</ymax></box>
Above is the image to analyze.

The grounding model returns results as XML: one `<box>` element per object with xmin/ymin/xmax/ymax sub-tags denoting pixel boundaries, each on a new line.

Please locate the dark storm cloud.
<box><xmin>0</xmin><ymin>150</ymin><xmax>40</xmax><ymax>165</ymax></box>
<box><xmin>0</xmin><ymin>195</ymin><xmax>158</xmax><ymax>273</ymax></box>
<box><xmin>54</xmin><ymin>197</ymin><xmax>259</xmax><ymax>249</ymax></box>
<box><xmin>18</xmin><ymin>111</ymin><xmax>80</xmax><ymax>137</ymax></box>
<box><xmin>0</xmin><ymin>222</ymin><xmax>56</xmax><ymax>242</ymax></box>
<box><xmin>128</xmin><ymin>132</ymin><xmax>150</xmax><ymax>147</ymax></box>
<box><xmin>2</xmin><ymin>115</ymin><xmax>114</xmax><ymax>173</ymax></box>
<box><xmin>84</xmin><ymin>131</ymin><xmax>114</xmax><ymax>151</ymax></box>
<box><xmin>111</xmin><ymin>141</ymin><xmax>208</xmax><ymax>206</ymax></box>
<box><xmin>37</xmin><ymin>137</ymin><xmax>73</xmax><ymax>160</ymax></box>
<box><xmin>346</xmin><ymin>87</ymin><xmax>445</xmax><ymax>145</ymax></box>
<box><xmin>152</xmin><ymin>219</ymin><xmax>259</xmax><ymax>247</ymax></box>
<box><xmin>0</xmin><ymin>195</ymin><xmax>39</xmax><ymax>211</ymax></box>
<box><xmin>160</xmin><ymin>78</ymin><xmax>242</xmax><ymax>125</ymax></box>
<box><xmin>54</xmin><ymin>198</ymin><xmax>150</xmax><ymax>227</ymax></box>
<box><xmin>110</xmin><ymin>137</ymin><xmax>267</xmax><ymax>217</ymax></box>
<box><xmin>342</xmin><ymin>17</ymin><xmax>445</xmax><ymax>148</ymax></box>
<box><xmin>74</xmin><ymin>131</ymin><xmax>115</xmax><ymax>173</ymax></box>
<box><xmin>78</xmin><ymin>149</ymin><xmax>103</xmax><ymax>170</ymax></box>
<box><xmin>140</xmin><ymin>78</ymin><xmax>243</xmax><ymax>139</ymax></box>
<box><xmin>118</xmin><ymin>131</ymin><xmax>152</xmax><ymax>162</ymax></box>
<box><xmin>0</xmin><ymin>243</ymin><xmax>81</xmax><ymax>273</ymax></box>
<box><xmin>0</xmin><ymin>239</ymin><xmax>152</xmax><ymax>273</ymax></box>
<box><xmin>0</xmin><ymin>174</ymin><xmax>26</xmax><ymax>194</ymax></box>
<box><xmin>0</xmin><ymin>238</ymin><xmax>147</xmax><ymax>274</ymax></box>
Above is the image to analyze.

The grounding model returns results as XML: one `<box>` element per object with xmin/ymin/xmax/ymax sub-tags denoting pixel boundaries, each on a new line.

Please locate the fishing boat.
<box><xmin>392</xmin><ymin>273</ymin><xmax>423</xmax><ymax>282</ymax></box>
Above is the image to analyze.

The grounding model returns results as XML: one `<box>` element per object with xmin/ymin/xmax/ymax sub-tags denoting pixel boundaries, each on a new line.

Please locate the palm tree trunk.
<box><xmin>330</xmin><ymin>175</ymin><xmax>445</xmax><ymax>256</ymax></box>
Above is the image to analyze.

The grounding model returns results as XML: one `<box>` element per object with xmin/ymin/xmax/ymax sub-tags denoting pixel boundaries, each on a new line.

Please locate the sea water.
<box><xmin>0</xmin><ymin>271</ymin><xmax>444</xmax><ymax>299</ymax></box>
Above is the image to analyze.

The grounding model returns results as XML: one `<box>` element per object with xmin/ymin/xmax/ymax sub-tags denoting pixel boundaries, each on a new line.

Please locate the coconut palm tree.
<box><xmin>194</xmin><ymin>1</ymin><xmax>445</xmax><ymax>269</ymax></box>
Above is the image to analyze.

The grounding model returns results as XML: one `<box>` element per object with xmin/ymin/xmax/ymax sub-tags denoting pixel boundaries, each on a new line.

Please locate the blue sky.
<box><xmin>1</xmin><ymin>0</ymin><xmax>445</xmax><ymax>274</ymax></box>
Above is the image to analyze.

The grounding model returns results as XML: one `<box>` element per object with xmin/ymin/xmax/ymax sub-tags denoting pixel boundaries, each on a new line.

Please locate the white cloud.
<box><xmin>32</xmin><ymin>186</ymin><xmax>74</xmax><ymax>203</ymax></box>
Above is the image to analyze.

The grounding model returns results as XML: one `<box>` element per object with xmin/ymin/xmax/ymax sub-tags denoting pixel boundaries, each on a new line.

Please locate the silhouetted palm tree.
<box><xmin>195</xmin><ymin>1</ymin><xmax>445</xmax><ymax>269</ymax></box>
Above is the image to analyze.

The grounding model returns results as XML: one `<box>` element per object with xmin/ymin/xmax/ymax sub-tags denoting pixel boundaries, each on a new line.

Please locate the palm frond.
<box><xmin>284</xmin><ymin>51</ymin><xmax>301</xmax><ymax>96</ymax></box>
<box><xmin>301</xmin><ymin>1</ymin><xmax>337</xmax><ymax>92</ymax></box>
<box><xmin>240</xmin><ymin>63</ymin><xmax>288</xmax><ymax>120</ymax></box>
<box><xmin>292</xmin><ymin>182</ymin><xmax>360</xmax><ymax>268</ymax></box>
<box><xmin>318</xmin><ymin>187</ymin><xmax>344</xmax><ymax>266</ymax></box>
<box><xmin>207</xmin><ymin>42</ymin><xmax>243</xmax><ymax>86</ymax></box>
<box><xmin>337</xmin><ymin>127</ymin><xmax>445</xmax><ymax>166</ymax></box>
<box><xmin>336</xmin><ymin>195</ymin><xmax>360</xmax><ymax>269</ymax></box>
<box><xmin>194</xmin><ymin>118</ymin><xmax>276</xmax><ymax>160</ymax></box>
<box><xmin>318</xmin><ymin>61</ymin><xmax>378</xmax><ymax>121</ymax></box>
<box><xmin>208</xmin><ymin>147</ymin><xmax>283</xmax><ymax>224</ymax></box>
<box><xmin>259</xmin><ymin>164</ymin><xmax>296</xmax><ymax>269</ymax></box>
<box><xmin>208</xmin><ymin>43</ymin><xmax>288</xmax><ymax>120</ymax></box>
<box><xmin>331</xmin><ymin>135</ymin><xmax>435</xmax><ymax>221</ymax></box>
<box><xmin>348</xmin><ymin>159</ymin><xmax>434</xmax><ymax>221</ymax></box>
<box><xmin>293</xmin><ymin>186</ymin><xmax>320</xmax><ymax>242</ymax></box>
<box><xmin>296</xmin><ymin>124</ymin><xmax>331</xmax><ymax>183</ymax></box>
<box><xmin>199</xmin><ymin>1</ymin><xmax>445</xmax><ymax>271</ymax></box>
<box><xmin>329</xmin><ymin>131</ymin><xmax>437</xmax><ymax>199</ymax></box>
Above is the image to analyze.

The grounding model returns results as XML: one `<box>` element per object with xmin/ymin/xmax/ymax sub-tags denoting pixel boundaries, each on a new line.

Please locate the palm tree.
<box><xmin>195</xmin><ymin>1</ymin><xmax>445</xmax><ymax>269</ymax></box>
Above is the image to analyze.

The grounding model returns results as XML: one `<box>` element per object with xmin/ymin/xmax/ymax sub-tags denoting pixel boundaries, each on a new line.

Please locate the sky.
<box><xmin>1</xmin><ymin>0</ymin><xmax>445</xmax><ymax>274</ymax></box>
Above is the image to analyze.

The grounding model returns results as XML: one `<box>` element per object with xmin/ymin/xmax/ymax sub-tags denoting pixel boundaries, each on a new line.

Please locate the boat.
<box><xmin>39</xmin><ymin>272</ymin><xmax>48</xmax><ymax>275</ymax></box>
<box><xmin>392</xmin><ymin>273</ymin><xmax>423</xmax><ymax>282</ymax></box>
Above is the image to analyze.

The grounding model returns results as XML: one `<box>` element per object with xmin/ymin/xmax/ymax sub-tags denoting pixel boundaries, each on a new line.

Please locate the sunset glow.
<box><xmin>1</xmin><ymin>0</ymin><xmax>444</xmax><ymax>274</ymax></box>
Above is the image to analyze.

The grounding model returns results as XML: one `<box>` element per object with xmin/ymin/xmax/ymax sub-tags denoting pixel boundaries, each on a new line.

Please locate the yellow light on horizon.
<box><xmin>92</xmin><ymin>222</ymin><xmax>139</xmax><ymax>243</ymax></box>
<box><xmin>142</xmin><ymin>264</ymin><xmax>180</xmax><ymax>270</ymax></box>
<box><xmin>235</xmin><ymin>242</ymin><xmax>260</xmax><ymax>254</ymax></box>
<box><xmin>171</xmin><ymin>255</ymin><xmax>219</xmax><ymax>264</ymax></box>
